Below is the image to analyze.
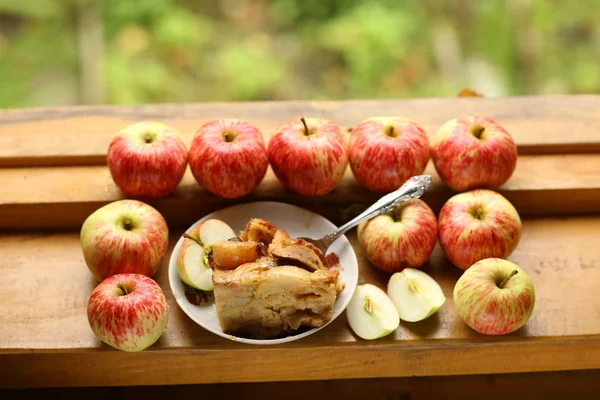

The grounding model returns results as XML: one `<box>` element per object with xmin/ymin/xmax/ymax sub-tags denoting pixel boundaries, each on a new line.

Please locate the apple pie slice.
<box><xmin>213</xmin><ymin>263</ymin><xmax>339</xmax><ymax>339</ymax></box>
<box><xmin>210</xmin><ymin>218</ymin><xmax>343</xmax><ymax>339</ymax></box>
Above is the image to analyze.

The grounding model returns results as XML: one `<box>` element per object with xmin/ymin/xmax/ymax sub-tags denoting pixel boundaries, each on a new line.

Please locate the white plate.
<box><xmin>168</xmin><ymin>201</ymin><xmax>359</xmax><ymax>345</ymax></box>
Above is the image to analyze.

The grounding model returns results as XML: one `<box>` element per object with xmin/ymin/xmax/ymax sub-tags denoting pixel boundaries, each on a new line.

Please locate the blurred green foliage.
<box><xmin>0</xmin><ymin>0</ymin><xmax>599</xmax><ymax>108</ymax></box>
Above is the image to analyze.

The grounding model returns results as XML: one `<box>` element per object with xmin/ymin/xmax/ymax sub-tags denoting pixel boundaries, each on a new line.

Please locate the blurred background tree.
<box><xmin>0</xmin><ymin>0</ymin><xmax>598</xmax><ymax>108</ymax></box>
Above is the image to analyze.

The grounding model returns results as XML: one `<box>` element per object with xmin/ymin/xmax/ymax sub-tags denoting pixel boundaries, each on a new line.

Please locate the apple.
<box><xmin>211</xmin><ymin>240</ymin><xmax>264</xmax><ymax>270</ymax></box>
<box><xmin>87</xmin><ymin>273</ymin><xmax>169</xmax><ymax>352</ymax></box>
<box><xmin>348</xmin><ymin>117</ymin><xmax>430</xmax><ymax>193</ymax></box>
<box><xmin>268</xmin><ymin>117</ymin><xmax>348</xmax><ymax>196</ymax></box>
<box><xmin>453</xmin><ymin>258</ymin><xmax>535</xmax><ymax>335</ymax></box>
<box><xmin>438</xmin><ymin>189</ymin><xmax>522</xmax><ymax>270</ymax></box>
<box><xmin>387</xmin><ymin>268</ymin><xmax>446</xmax><ymax>322</ymax></box>
<box><xmin>346</xmin><ymin>283</ymin><xmax>399</xmax><ymax>340</ymax></box>
<box><xmin>80</xmin><ymin>199</ymin><xmax>169</xmax><ymax>281</ymax></box>
<box><xmin>430</xmin><ymin>115</ymin><xmax>517</xmax><ymax>192</ymax></box>
<box><xmin>176</xmin><ymin>219</ymin><xmax>235</xmax><ymax>290</ymax></box>
<box><xmin>357</xmin><ymin>199</ymin><xmax>438</xmax><ymax>273</ymax></box>
<box><xmin>107</xmin><ymin>121</ymin><xmax>188</xmax><ymax>198</ymax></box>
<box><xmin>188</xmin><ymin>119</ymin><xmax>269</xmax><ymax>199</ymax></box>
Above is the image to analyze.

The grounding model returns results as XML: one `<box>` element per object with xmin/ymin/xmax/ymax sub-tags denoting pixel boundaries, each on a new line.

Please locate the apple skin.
<box><xmin>438</xmin><ymin>189</ymin><xmax>521</xmax><ymax>270</ymax></box>
<box><xmin>431</xmin><ymin>115</ymin><xmax>517</xmax><ymax>192</ymax></box>
<box><xmin>357</xmin><ymin>199</ymin><xmax>438</xmax><ymax>273</ymax></box>
<box><xmin>80</xmin><ymin>199</ymin><xmax>169</xmax><ymax>281</ymax></box>
<box><xmin>268</xmin><ymin>117</ymin><xmax>348</xmax><ymax>196</ymax></box>
<box><xmin>87</xmin><ymin>273</ymin><xmax>169</xmax><ymax>352</ymax></box>
<box><xmin>348</xmin><ymin>117</ymin><xmax>430</xmax><ymax>193</ymax></box>
<box><xmin>107</xmin><ymin>121</ymin><xmax>188</xmax><ymax>199</ymax></box>
<box><xmin>453</xmin><ymin>258</ymin><xmax>535</xmax><ymax>335</ymax></box>
<box><xmin>189</xmin><ymin>119</ymin><xmax>269</xmax><ymax>199</ymax></box>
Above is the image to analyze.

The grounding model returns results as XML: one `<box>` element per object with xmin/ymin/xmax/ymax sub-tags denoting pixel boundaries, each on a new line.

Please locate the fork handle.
<box><xmin>320</xmin><ymin>175</ymin><xmax>432</xmax><ymax>248</ymax></box>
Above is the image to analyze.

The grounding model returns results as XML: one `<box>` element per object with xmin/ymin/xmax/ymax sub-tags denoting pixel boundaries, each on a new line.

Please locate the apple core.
<box><xmin>407</xmin><ymin>278</ymin><xmax>419</xmax><ymax>293</ymax></box>
<box><xmin>364</xmin><ymin>296</ymin><xmax>374</xmax><ymax>314</ymax></box>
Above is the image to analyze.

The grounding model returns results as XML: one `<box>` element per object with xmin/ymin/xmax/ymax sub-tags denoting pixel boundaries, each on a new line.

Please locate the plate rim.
<box><xmin>167</xmin><ymin>200</ymin><xmax>359</xmax><ymax>345</ymax></box>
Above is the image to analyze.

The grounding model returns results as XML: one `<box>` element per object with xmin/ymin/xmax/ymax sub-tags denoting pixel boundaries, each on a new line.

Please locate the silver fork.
<box><xmin>298</xmin><ymin>175</ymin><xmax>433</xmax><ymax>254</ymax></box>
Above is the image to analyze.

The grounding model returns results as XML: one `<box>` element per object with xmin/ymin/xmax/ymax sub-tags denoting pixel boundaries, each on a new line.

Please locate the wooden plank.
<box><xmin>2</xmin><ymin>215</ymin><xmax>600</xmax><ymax>387</ymax></box>
<box><xmin>1</xmin><ymin>153</ymin><xmax>599</xmax><ymax>231</ymax></box>
<box><xmin>4</xmin><ymin>370</ymin><xmax>600</xmax><ymax>400</ymax></box>
<box><xmin>2</xmin><ymin>95</ymin><xmax>600</xmax><ymax>167</ymax></box>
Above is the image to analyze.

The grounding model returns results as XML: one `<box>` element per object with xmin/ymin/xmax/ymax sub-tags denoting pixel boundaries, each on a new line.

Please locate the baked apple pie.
<box><xmin>209</xmin><ymin>218</ymin><xmax>344</xmax><ymax>339</ymax></box>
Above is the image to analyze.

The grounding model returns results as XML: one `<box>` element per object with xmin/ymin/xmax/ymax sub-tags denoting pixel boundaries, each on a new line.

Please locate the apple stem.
<box><xmin>499</xmin><ymin>270</ymin><xmax>519</xmax><ymax>288</ymax></box>
<box><xmin>144</xmin><ymin>134</ymin><xmax>153</xmax><ymax>144</ymax></box>
<box><xmin>300</xmin><ymin>117</ymin><xmax>310</xmax><ymax>136</ymax></box>
<box><xmin>123</xmin><ymin>219</ymin><xmax>133</xmax><ymax>231</ymax></box>
<box><xmin>222</xmin><ymin>131</ymin><xmax>236</xmax><ymax>142</ymax></box>
<box><xmin>363</xmin><ymin>296</ymin><xmax>374</xmax><ymax>314</ymax></box>
<box><xmin>471</xmin><ymin>125</ymin><xmax>485</xmax><ymax>139</ymax></box>
<box><xmin>117</xmin><ymin>283</ymin><xmax>130</xmax><ymax>296</ymax></box>
<box><xmin>183</xmin><ymin>233</ymin><xmax>203</xmax><ymax>247</ymax></box>
<box><xmin>385</xmin><ymin>125</ymin><xmax>396</xmax><ymax>137</ymax></box>
<box><xmin>474</xmin><ymin>207</ymin><xmax>485</xmax><ymax>220</ymax></box>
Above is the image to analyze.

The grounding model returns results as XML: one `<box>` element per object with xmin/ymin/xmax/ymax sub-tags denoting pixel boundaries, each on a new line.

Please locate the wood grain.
<box><xmin>2</xmin><ymin>216</ymin><xmax>600</xmax><ymax>387</ymax></box>
<box><xmin>1</xmin><ymin>153</ymin><xmax>599</xmax><ymax>231</ymax></box>
<box><xmin>2</xmin><ymin>95</ymin><xmax>600</xmax><ymax>167</ymax></box>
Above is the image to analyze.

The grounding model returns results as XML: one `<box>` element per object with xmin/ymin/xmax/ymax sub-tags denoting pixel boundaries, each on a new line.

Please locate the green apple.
<box><xmin>176</xmin><ymin>219</ymin><xmax>235</xmax><ymax>291</ymax></box>
<box><xmin>387</xmin><ymin>268</ymin><xmax>446</xmax><ymax>322</ymax></box>
<box><xmin>346</xmin><ymin>284</ymin><xmax>400</xmax><ymax>340</ymax></box>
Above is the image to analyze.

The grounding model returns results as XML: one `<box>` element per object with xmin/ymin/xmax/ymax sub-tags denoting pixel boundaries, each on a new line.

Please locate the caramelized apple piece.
<box><xmin>239</xmin><ymin>218</ymin><xmax>278</xmax><ymax>244</ymax></box>
<box><xmin>270</xmin><ymin>244</ymin><xmax>325</xmax><ymax>272</ymax></box>
<box><xmin>212</xmin><ymin>240</ymin><xmax>264</xmax><ymax>270</ymax></box>
<box><xmin>270</xmin><ymin>228</ymin><xmax>291</xmax><ymax>249</ymax></box>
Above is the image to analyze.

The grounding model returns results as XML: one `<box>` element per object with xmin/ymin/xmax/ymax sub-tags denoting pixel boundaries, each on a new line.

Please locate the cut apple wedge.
<box><xmin>387</xmin><ymin>268</ymin><xmax>446</xmax><ymax>322</ymax></box>
<box><xmin>346</xmin><ymin>284</ymin><xmax>399</xmax><ymax>340</ymax></box>
<box><xmin>176</xmin><ymin>219</ymin><xmax>235</xmax><ymax>291</ymax></box>
<box><xmin>198</xmin><ymin>219</ymin><xmax>236</xmax><ymax>246</ymax></box>
<box><xmin>211</xmin><ymin>240</ymin><xmax>264</xmax><ymax>270</ymax></box>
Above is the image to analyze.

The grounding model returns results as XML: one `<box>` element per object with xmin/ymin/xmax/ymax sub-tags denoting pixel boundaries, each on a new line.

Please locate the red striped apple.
<box><xmin>189</xmin><ymin>119</ymin><xmax>269</xmax><ymax>199</ymax></box>
<box><xmin>438</xmin><ymin>189</ymin><xmax>521</xmax><ymax>270</ymax></box>
<box><xmin>431</xmin><ymin>115</ymin><xmax>517</xmax><ymax>192</ymax></box>
<box><xmin>348</xmin><ymin>117</ymin><xmax>430</xmax><ymax>192</ymax></box>
<box><xmin>87</xmin><ymin>273</ymin><xmax>169</xmax><ymax>351</ymax></box>
<box><xmin>453</xmin><ymin>258</ymin><xmax>535</xmax><ymax>335</ymax></box>
<box><xmin>357</xmin><ymin>199</ymin><xmax>438</xmax><ymax>273</ymax></box>
<box><xmin>107</xmin><ymin>121</ymin><xmax>188</xmax><ymax>198</ymax></box>
<box><xmin>268</xmin><ymin>117</ymin><xmax>348</xmax><ymax>196</ymax></box>
<box><xmin>80</xmin><ymin>199</ymin><xmax>169</xmax><ymax>281</ymax></box>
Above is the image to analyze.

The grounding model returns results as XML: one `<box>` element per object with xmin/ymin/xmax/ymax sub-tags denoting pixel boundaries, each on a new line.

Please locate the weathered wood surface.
<box><xmin>1</xmin><ymin>216</ymin><xmax>600</xmax><ymax>388</ymax></box>
<box><xmin>2</xmin><ymin>95</ymin><xmax>600</xmax><ymax>167</ymax></box>
<box><xmin>2</xmin><ymin>95</ymin><xmax>600</xmax><ymax>389</ymax></box>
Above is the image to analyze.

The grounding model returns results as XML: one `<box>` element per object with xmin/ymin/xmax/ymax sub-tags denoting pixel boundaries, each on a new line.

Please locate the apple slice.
<box><xmin>211</xmin><ymin>240</ymin><xmax>264</xmax><ymax>270</ymax></box>
<box><xmin>387</xmin><ymin>268</ymin><xmax>446</xmax><ymax>322</ymax></box>
<box><xmin>176</xmin><ymin>219</ymin><xmax>235</xmax><ymax>291</ymax></box>
<box><xmin>198</xmin><ymin>219</ymin><xmax>236</xmax><ymax>246</ymax></box>
<box><xmin>346</xmin><ymin>284</ymin><xmax>400</xmax><ymax>340</ymax></box>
